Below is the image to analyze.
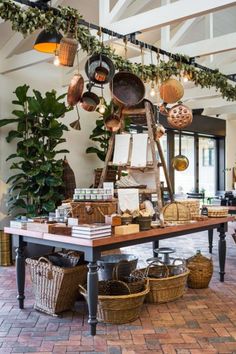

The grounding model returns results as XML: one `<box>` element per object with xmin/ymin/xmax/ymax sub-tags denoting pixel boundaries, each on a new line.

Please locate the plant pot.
<box><xmin>135</xmin><ymin>216</ymin><xmax>152</xmax><ymax>231</ymax></box>
<box><xmin>121</xmin><ymin>216</ymin><xmax>133</xmax><ymax>225</ymax></box>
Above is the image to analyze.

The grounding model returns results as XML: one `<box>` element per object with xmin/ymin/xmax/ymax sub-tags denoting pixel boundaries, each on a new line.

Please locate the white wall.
<box><xmin>0</xmin><ymin>63</ymin><xmax>103</xmax><ymax>228</ymax></box>
<box><xmin>225</xmin><ymin>118</ymin><xmax>236</xmax><ymax>190</ymax></box>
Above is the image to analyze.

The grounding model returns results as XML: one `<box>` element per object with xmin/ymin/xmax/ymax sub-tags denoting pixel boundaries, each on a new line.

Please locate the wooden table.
<box><xmin>5</xmin><ymin>217</ymin><xmax>233</xmax><ymax>336</ymax></box>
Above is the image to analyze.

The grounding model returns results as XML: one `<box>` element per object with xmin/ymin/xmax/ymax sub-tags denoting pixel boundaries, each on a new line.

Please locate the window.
<box><xmin>199</xmin><ymin>137</ymin><xmax>216</xmax><ymax>196</ymax></box>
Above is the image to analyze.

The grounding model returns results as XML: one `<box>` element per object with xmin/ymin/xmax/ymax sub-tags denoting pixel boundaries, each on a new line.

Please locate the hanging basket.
<box><xmin>59</xmin><ymin>35</ymin><xmax>78</xmax><ymax>67</ymax></box>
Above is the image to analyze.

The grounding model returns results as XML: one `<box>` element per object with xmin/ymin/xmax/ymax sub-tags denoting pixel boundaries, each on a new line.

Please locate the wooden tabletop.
<box><xmin>4</xmin><ymin>216</ymin><xmax>233</xmax><ymax>248</ymax></box>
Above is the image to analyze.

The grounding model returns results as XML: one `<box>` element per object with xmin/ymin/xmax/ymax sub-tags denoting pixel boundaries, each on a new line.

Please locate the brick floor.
<box><xmin>1</xmin><ymin>222</ymin><xmax>236</xmax><ymax>353</ymax></box>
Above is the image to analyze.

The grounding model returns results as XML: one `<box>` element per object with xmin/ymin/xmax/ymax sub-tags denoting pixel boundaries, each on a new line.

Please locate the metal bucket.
<box><xmin>97</xmin><ymin>254</ymin><xmax>138</xmax><ymax>280</ymax></box>
<box><xmin>0</xmin><ymin>231</ymin><xmax>12</xmax><ymax>266</ymax></box>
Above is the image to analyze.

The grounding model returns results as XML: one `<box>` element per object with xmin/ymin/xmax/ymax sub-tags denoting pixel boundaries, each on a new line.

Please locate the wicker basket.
<box><xmin>207</xmin><ymin>207</ymin><xmax>228</xmax><ymax>218</ymax></box>
<box><xmin>79</xmin><ymin>282</ymin><xmax>149</xmax><ymax>324</ymax></box>
<box><xmin>59</xmin><ymin>35</ymin><xmax>78</xmax><ymax>67</ymax></box>
<box><xmin>186</xmin><ymin>251</ymin><xmax>213</xmax><ymax>288</ymax></box>
<box><xmin>26</xmin><ymin>257</ymin><xmax>87</xmax><ymax>315</ymax></box>
<box><xmin>177</xmin><ymin>199</ymin><xmax>200</xmax><ymax>218</ymax></box>
<box><xmin>144</xmin><ymin>261</ymin><xmax>189</xmax><ymax>304</ymax></box>
<box><xmin>162</xmin><ymin>201</ymin><xmax>191</xmax><ymax>222</ymax></box>
<box><xmin>70</xmin><ymin>201</ymin><xmax>117</xmax><ymax>223</ymax></box>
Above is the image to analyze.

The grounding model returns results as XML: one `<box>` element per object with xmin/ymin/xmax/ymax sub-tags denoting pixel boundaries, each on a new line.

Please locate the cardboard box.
<box><xmin>114</xmin><ymin>224</ymin><xmax>139</xmax><ymax>235</ymax></box>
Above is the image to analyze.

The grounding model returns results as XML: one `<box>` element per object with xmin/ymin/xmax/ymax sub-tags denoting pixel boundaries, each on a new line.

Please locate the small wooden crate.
<box><xmin>70</xmin><ymin>201</ymin><xmax>117</xmax><ymax>224</ymax></box>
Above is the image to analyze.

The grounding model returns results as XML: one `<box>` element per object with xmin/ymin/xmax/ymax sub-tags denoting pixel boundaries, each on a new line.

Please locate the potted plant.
<box><xmin>0</xmin><ymin>85</ymin><xmax>72</xmax><ymax>217</ymax></box>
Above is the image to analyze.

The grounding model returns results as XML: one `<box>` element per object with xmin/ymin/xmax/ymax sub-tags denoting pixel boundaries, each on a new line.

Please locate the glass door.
<box><xmin>199</xmin><ymin>137</ymin><xmax>216</xmax><ymax>196</ymax></box>
<box><xmin>174</xmin><ymin>134</ymin><xmax>195</xmax><ymax>194</ymax></box>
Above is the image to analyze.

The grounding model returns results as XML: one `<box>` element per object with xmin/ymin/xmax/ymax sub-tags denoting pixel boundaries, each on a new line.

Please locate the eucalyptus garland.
<box><xmin>0</xmin><ymin>0</ymin><xmax>236</xmax><ymax>101</ymax></box>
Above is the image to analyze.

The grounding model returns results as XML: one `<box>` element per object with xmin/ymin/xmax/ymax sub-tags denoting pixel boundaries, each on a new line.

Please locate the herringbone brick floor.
<box><xmin>1</xmin><ymin>223</ymin><xmax>236</xmax><ymax>354</ymax></box>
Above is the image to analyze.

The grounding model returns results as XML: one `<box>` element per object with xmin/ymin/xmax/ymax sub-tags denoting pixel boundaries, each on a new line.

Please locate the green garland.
<box><xmin>0</xmin><ymin>0</ymin><xmax>236</xmax><ymax>101</ymax></box>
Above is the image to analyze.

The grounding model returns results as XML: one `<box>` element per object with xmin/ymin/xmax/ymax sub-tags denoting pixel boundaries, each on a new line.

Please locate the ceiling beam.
<box><xmin>161</xmin><ymin>0</ymin><xmax>170</xmax><ymax>50</ymax></box>
<box><xmin>99</xmin><ymin>0</ymin><xmax>110</xmax><ymax>26</ymax></box>
<box><xmin>106</xmin><ymin>0</ymin><xmax>236</xmax><ymax>35</ymax></box>
<box><xmin>169</xmin><ymin>18</ymin><xmax>199</xmax><ymax>47</ymax></box>
<box><xmin>174</xmin><ymin>32</ymin><xmax>236</xmax><ymax>57</ymax></box>
<box><xmin>109</xmin><ymin>0</ymin><xmax>133</xmax><ymax>22</ymax></box>
<box><xmin>123</xmin><ymin>0</ymin><xmax>153</xmax><ymax>19</ymax></box>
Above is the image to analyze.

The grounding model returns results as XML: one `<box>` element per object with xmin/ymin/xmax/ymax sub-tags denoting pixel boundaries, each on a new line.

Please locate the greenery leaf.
<box><xmin>0</xmin><ymin>118</ymin><xmax>20</xmax><ymax>127</ymax></box>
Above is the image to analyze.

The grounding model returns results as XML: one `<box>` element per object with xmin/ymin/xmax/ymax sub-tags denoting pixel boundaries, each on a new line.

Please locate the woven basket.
<box><xmin>177</xmin><ymin>199</ymin><xmax>200</xmax><ymax>218</ymax></box>
<box><xmin>26</xmin><ymin>257</ymin><xmax>87</xmax><ymax>315</ymax></box>
<box><xmin>144</xmin><ymin>261</ymin><xmax>189</xmax><ymax>304</ymax></box>
<box><xmin>186</xmin><ymin>251</ymin><xmax>213</xmax><ymax>289</ymax></box>
<box><xmin>59</xmin><ymin>35</ymin><xmax>78</xmax><ymax>67</ymax></box>
<box><xmin>70</xmin><ymin>201</ymin><xmax>117</xmax><ymax>223</ymax></box>
<box><xmin>79</xmin><ymin>282</ymin><xmax>149</xmax><ymax>324</ymax></box>
<box><xmin>162</xmin><ymin>201</ymin><xmax>191</xmax><ymax>222</ymax></box>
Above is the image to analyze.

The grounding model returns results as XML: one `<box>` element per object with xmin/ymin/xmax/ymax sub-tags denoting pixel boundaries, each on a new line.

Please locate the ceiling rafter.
<box><xmin>109</xmin><ymin>0</ymin><xmax>133</xmax><ymax>23</ymax></box>
<box><xmin>174</xmin><ymin>32</ymin><xmax>236</xmax><ymax>57</ymax></box>
<box><xmin>106</xmin><ymin>0</ymin><xmax>236</xmax><ymax>35</ymax></box>
<box><xmin>169</xmin><ymin>18</ymin><xmax>199</xmax><ymax>47</ymax></box>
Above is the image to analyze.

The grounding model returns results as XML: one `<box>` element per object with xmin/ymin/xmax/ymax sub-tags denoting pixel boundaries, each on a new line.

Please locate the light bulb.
<box><xmin>99</xmin><ymin>104</ymin><xmax>106</xmax><ymax>114</ymax></box>
<box><xmin>53</xmin><ymin>54</ymin><xmax>60</xmax><ymax>66</ymax></box>
<box><xmin>150</xmin><ymin>87</ymin><xmax>156</xmax><ymax>97</ymax></box>
<box><xmin>183</xmin><ymin>75</ymin><xmax>189</xmax><ymax>83</ymax></box>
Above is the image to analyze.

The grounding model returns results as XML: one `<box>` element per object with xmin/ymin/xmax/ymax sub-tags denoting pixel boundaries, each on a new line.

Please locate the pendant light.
<box><xmin>34</xmin><ymin>29</ymin><xmax>63</xmax><ymax>53</ymax></box>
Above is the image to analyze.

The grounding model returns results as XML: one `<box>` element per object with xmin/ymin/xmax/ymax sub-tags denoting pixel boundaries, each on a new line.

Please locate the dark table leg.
<box><xmin>208</xmin><ymin>229</ymin><xmax>213</xmax><ymax>254</ymax></box>
<box><xmin>152</xmin><ymin>240</ymin><xmax>159</xmax><ymax>257</ymax></box>
<box><xmin>15</xmin><ymin>236</ymin><xmax>26</xmax><ymax>309</ymax></box>
<box><xmin>218</xmin><ymin>223</ymin><xmax>227</xmax><ymax>282</ymax></box>
<box><xmin>87</xmin><ymin>262</ymin><xmax>98</xmax><ymax>336</ymax></box>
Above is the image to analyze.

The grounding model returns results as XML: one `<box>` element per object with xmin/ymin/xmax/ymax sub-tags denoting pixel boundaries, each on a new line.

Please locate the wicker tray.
<box><xmin>26</xmin><ymin>257</ymin><xmax>87</xmax><ymax>315</ymax></box>
<box><xmin>79</xmin><ymin>282</ymin><xmax>149</xmax><ymax>324</ymax></box>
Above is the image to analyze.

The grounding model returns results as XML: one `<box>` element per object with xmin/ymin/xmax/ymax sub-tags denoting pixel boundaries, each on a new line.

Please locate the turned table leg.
<box><xmin>218</xmin><ymin>223</ymin><xmax>227</xmax><ymax>282</ymax></box>
<box><xmin>87</xmin><ymin>261</ymin><xmax>98</xmax><ymax>336</ymax></box>
<box><xmin>208</xmin><ymin>229</ymin><xmax>213</xmax><ymax>254</ymax></box>
<box><xmin>15</xmin><ymin>236</ymin><xmax>26</xmax><ymax>309</ymax></box>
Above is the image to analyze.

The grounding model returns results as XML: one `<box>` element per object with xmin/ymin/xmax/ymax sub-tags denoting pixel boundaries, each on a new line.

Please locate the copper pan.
<box><xmin>67</xmin><ymin>73</ymin><xmax>84</xmax><ymax>107</ymax></box>
<box><xmin>80</xmin><ymin>91</ymin><xmax>100</xmax><ymax>112</ymax></box>
<box><xmin>110</xmin><ymin>71</ymin><xmax>145</xmax><ymax>108</ymax></box>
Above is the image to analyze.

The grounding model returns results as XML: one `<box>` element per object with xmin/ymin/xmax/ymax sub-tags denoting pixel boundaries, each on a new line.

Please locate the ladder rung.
<box><xmin>122</xmin><ymin>108</ymin><xmax>146</xmax><ymax>116</ymax></box>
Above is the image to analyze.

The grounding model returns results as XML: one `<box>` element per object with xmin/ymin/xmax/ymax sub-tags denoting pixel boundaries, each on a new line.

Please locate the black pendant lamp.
<box><xmin>34</xmin><ymin>29</ymin><xmax>63</xmax><ymax>53</ymax></box>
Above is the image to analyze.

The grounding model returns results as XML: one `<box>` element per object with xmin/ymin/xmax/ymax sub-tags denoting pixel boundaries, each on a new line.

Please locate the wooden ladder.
<box><xmin>98</xmin><ymin>101</ymin><xmax>174</xmax><ymax>225</ymax></box>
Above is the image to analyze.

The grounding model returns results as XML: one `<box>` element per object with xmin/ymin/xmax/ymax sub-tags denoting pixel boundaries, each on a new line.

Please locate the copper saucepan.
<box><xmin>80</xmin><ymin>91</ymin><xmax>100</xmax><ymax>112</ymax></box>
<box><xmin>67</xmin><ymin>73</ymin><xmax>84</xmax><ymax>107</ymax></box>
<box><xmin>110</xmin><ymin>71</ymin><xmax>145</xmax><ymax>108</ymax></box>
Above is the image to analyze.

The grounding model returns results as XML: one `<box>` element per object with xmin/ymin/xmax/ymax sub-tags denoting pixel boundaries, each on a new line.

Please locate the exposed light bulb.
<box><xmin>183</xmin><ymin>75</ymin><xmax>189</xmax><ymax>83</ymax></box>
<box><xmin>53</xmin><ymin>52</ymin><xmax>60</xmax><ymax>66</ymax></box>
<box><xmin>99</xmin><ymin>104</ymin><xmax>106</xmax><ymax>114</ymax></box>
<box><xmin>150</xmin><ymin>87</ymin><xmax>156</xmax><ymax>97</ymax></box>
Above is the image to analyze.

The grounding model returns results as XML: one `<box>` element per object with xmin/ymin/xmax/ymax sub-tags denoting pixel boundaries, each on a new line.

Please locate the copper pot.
<box><xmin>67</xmin><ymin>73</ymin><xmax>84</xmax><ymax>107</ymax></box>
<box><xmin>80</xmin><ymin>91</ymin><xmax>100</xmax><ymax>112</ymax></box>
<box><xmin>160</xmin><ymin>78</ymin><xmax>184</xmax><ymax>104</ymax></box>
<box><xmin>172</xmin><ymin>155</ymin><xmax>189</xmax><ymax>171</ymax></box>
<box><xmin>110</xmin><ymin>71</ymin><xmax>145</xmax><ymax>107</ymax></box>
<box><xmin>168</xmin><ymin>104</ymin><xmax>193</xmax><ymax>129</ymax></box>
<box><xmin>105</xmin><ymin>114</ymin><xmax>121</xmax><ymax>132</ymax></box>
<box><xmin>85</xmin><ymin>54</ymin><xmax>115</xmax><ymax>84</ymax></box>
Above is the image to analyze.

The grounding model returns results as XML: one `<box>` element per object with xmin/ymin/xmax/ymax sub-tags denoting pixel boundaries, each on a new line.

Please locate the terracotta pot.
<box><xmin>160</xmin><ymin>79</ymin><xmax>184</xmax><ymax>104</ymax></box>
<box><xmin>80</xmin><ymin>91</ymin><xmax>100</xmax><ymax>112</ymax></box>
<box><xmin>67</xmin><ymin>74</ymin><xmax>84</xmax><ymax>107</ymax></box>
<box><xmin>168</xmin><ymin>104</ymin><xmax>193</xmax><ymax>129</ymax></box>
<box><xmin>110</xmin><ymin>71</ymin><xmax>145</xmax><ymax>107</ymax></box>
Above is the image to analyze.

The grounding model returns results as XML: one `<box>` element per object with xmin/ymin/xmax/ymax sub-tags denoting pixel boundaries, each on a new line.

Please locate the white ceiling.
<box><xmin>0</xmin><ymin>0</ymin><xmax>236</xmax><ymax>117</ymax></box>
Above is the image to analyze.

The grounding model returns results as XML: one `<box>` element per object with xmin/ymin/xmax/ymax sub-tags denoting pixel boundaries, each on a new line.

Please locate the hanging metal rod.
<box><xmin>12</xmin><ymin>0</ymin><xmax>236</xmax><ymax>82</ymax></box>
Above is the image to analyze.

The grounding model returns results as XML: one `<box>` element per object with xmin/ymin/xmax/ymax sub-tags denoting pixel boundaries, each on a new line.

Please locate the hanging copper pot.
<box><xmin>168</xmin><ymin>103</ymin><xmax>193</xmax><ymax>129</ymax></box>
<box><xmin>80</xmin><ymin>91</ymin><xmax>100</xmax><ymax>112</ymax></box>
<box><xmin>105</xmin><ymin>114</ymin><xmax>121</xmax><ymax>132</ymax></box>
<box><xmin>110</xmin><ymin>71</ymin><xmax>145</xmax><ymax>107</ymax></box>
<box><xmin>85</xmin><ymin>54</ymin><xmax>115</xmax><ymax>85</ymax></box>
<box><xmin>67</xmin><ymin>73</ymin><xmax>84</xmax><ymax>107</ymax></box>
<box><xmin>172</xmin><ymin>130</ymin><xmax>189</xmax><ymax>171</ymax></box>
<box><xmin>160</xmin><ymin>78</ymin><xmax>184</xmax><ymax>104</ymax></box>
<box><xmin>154</xmin><ymin>123</ymin><xmax>165</xmax><ymax>140</ymax></box>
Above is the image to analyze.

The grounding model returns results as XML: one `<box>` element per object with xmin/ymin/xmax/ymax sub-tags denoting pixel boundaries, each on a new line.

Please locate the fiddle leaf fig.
<box><xmin>0</xmin><ymin>84</ymin><xmax>72</xmax><ymax>217</ymax></box>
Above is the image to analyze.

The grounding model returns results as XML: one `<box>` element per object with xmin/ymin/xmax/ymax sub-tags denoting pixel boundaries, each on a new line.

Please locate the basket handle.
<box><xmin>37</xmin><ymin>257</ymin><xmax>52</xmax><ymax>265</ymax></box>
<box><xmin>78</xmin><ymin>284</ymin><xmax>87</xmax><ymax>294</ymax></box>
<box><xmin>145</xmin><ymin>259</ymin><xmax>169</xmax><ymax>278</ymax></box>
<box><xmin>172</xmin><ymin>258</ymin><xmax>187</xmax><ymax>272</ymax></box>
<box><xmin>112</xmin><ymin>260</ymin><xmax>131</xmax><ymax>280</ymax></box>
<box><xmin>36</xmin><ymin>257</ymin><xmax>53</xmax><ymax>280</ymax></box>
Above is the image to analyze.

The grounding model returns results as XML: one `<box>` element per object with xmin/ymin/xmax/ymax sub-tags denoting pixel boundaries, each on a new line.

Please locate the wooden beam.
<box><xmin>161</xmin><ymin>0</ymin><xmax>170</xmax><ymax>50</ymax></box>
<box><xmin>123</xmin><ymin>0</ymin><xmax>153</xmax><ymax>19</ymax></box>
<box><xmin>169</xmin><ymin>18</ymin><xmax>199</xmax><ymax>47</ymax></box>
<box><xmin>107</xmin><ymin>0</ymin><xmax>236</xmax><ymax>34</ymax></box>
<box><xmin>99</xmin><ymin>0</ymin><xmax>110</xmax><ymax>26</ymax></box>
<box><xmin>109</xmin><ymin>0</ymin><xmax>133</xmax><ymax>22</ymax></box>
<box><xmin>174</xmin><ymin>32</ymin><xmax>236</xmax><ymax>57</ymax></box>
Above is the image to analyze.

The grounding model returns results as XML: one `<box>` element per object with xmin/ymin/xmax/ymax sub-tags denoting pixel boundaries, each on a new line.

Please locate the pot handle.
<box><xmin>144</xmin><ymin>259</ymin><xmax>169</xmax><ymax>278</ymax></box>
<box><xmin>112</xmin><ymin>259</ymin><xmax>131</xmax><ymax>280</ymax></box>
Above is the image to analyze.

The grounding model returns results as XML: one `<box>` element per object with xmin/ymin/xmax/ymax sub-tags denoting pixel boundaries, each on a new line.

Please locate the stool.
<box><xmin>154</xmin><ymin>247</ymin><xmax>176</xmax><ymax>265</ymax></box>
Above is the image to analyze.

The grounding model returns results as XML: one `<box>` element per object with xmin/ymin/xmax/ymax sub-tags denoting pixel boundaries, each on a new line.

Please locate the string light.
<box><xmin>150</xmin><ymin>81</ymin><xmax>156</xmax><ymax>97</ymax></box>
<box><xmin>53</xmin><ymin>50</ymin><xmax>60</xmax><ymax>66</ymax></box>
<box><xmin>98</xmin><ymin>97</ymin><xmax>106</xmax><ymax>114</ymax></box>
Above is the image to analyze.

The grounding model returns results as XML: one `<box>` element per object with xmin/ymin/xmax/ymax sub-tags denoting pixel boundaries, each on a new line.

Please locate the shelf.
<box><xmin>108</xmin><ymin>162</ymin><xmax>163</xmax><ymax>170</ymax></box>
